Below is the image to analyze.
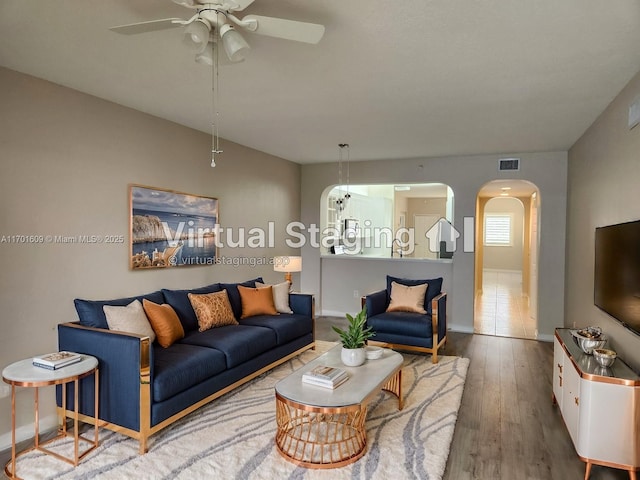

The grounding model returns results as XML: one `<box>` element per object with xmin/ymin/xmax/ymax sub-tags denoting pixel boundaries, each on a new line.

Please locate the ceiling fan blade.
<box><xmin>222</xmin><ymin>0</ymin><xmax>256</xmax><ymax>12</ymax></box>
<box><xmin>109</xmin><ymin>18</ymin><xmax>184</xmax><ymax>35</ymax></box>
<box><xmin>242</xmin><ymin>15</ymin><xmax>325</xmax><ymax>44</ymax></box>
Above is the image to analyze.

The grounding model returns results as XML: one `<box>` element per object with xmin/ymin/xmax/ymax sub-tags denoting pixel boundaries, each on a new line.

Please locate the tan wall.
<box><xmin>0</xmin><ymin>67</ymin><xmax>301</xmax><ymax>446</ymax></box>
<box><xmin>566</xmin><ymin>68</ymin><xmax>640</xmax><ymax>371</ymax></box>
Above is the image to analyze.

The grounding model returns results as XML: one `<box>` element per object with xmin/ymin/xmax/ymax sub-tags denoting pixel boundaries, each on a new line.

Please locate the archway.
<box><xmin>474</xmin><ymin>180</ymin><xmax>540</xmax><ymax>339</ymax></box>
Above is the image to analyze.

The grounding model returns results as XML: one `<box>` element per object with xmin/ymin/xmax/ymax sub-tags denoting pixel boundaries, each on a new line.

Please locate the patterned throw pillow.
<box><xmin>188</xmin><ymin>290</ymin><xmax>238</xmax><ymax>332</ymax></box>
<box><xmin>255</xmin><ymin>281</ymin><xmax>293</xmax><ymax>314</ymax></box>
<box><xmin>142</xmin><ymin>299</ymin><xmax>185</xmax><ymax>348</ymax></box>
<box><xmin>238</xmin><ymin>285</ymin><xmax>278</xmax><ymax>319</ymax></box>
<box><xmin>386</xmin><ymin>281</ymin><xmax>429</xmax><ymax>314</ymax></box>
<box><xmin>103</xmin><ymin>299</ymin><xmax>156</xmax><ymax>342</ymax></box>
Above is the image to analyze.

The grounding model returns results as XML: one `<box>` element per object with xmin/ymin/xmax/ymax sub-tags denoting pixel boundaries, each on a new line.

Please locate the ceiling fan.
<box><xmin>109</xmin><ymin>0</ymin><xmax>325</xmax><ymax>64</ymax></box>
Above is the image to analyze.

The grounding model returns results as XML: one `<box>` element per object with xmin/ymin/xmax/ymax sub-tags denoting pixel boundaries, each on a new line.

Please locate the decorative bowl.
<box><xmin>365</xmin><ymin>346</ymin><xmax>383</xmax><ymax>360</ymax></box>
<box><xmin>571</xmin><ymin>328</ymin><xmax>606</xmax><ymax>355</ymax></box>
<box><xmin>593</xmin><ymin>348</ymin><xmax>617</xmax><ymax>367</ymax></box>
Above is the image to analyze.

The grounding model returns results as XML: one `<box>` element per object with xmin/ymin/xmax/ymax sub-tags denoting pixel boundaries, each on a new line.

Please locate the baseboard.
<box><xmin>319</xmin><ymin>309</ymin><xmax>346</xmax><ymax>317</ymax></box>
<box><xmin>448</xmin><ymin>324</ymin><xmax>474</xmax><ymax>334</ymax></box>
<box><xmin>536</xmin><ymin>333</ymin><xmax>554</xmax><ymax>343</ymax></box>
<box><xmin>0</xmin><ymin>414</ymin><xmax>59</xmax><ymax>452</ymax></box>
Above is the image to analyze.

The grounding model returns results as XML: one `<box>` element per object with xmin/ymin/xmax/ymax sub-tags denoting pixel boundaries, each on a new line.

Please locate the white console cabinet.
<box><xmin>553</xmin><ymin>329</ymin><xmax>640</xmax><ymax>480</ymax></box>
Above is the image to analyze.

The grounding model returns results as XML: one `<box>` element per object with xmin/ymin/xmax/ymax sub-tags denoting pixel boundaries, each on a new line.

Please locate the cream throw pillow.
<box><xmin>103</xmin><ymin>299</ymin><xmax>156</xmax><ymax>342</ymax></box>
<box><xmin>256</xmin><ymin>281</ymin><xmax>293</xmax><ymax>314</ymax></box>
<box><xmin>386</xmin><ymin>281</ymin><xmax>428</xmax><ymax>314</ymax></box>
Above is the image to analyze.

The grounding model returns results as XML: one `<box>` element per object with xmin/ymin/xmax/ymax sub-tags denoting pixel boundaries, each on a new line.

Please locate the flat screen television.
<box><xmin>594</xmin><ymin>219</ymin><xmax>640</xmax><ymax>336</ymax></box>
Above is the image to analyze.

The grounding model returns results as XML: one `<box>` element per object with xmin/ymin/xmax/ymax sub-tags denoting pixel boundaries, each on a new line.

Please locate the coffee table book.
<box><xmin>302</xmin><ymin>365</ymin><xmax>348</xmax><ymax>389</ymax></box>
<box><xmin>32</xmin><ymin>351</ymin><xmax>82</xmax><ymax>370</ymax></box>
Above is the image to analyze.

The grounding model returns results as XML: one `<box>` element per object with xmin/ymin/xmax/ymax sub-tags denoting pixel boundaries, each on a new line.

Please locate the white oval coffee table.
<box><xmin>274</xmin><ymin>345</ymin><xmax>403</xmax><ymax>469</ymax></box>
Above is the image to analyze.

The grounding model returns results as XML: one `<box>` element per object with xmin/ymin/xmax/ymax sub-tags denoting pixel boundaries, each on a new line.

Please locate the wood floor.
<box><xmin>439</xmin><ymin>331</ymin><xmax>630</xmax><ymax>480</ymax></box>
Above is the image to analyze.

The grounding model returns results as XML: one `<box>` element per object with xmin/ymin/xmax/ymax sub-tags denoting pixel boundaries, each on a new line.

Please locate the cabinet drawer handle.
<box><xmin>574</xmin><ymin>396</ymin><xmax>579</xmax><ymax>406</ymax></box>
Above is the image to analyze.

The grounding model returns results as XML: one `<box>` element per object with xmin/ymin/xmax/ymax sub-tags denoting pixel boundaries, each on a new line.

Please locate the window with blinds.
<box><xmin>484</xmin><ymin>214</ymin><xmax>512</xmax><ymax>246</ymax></box>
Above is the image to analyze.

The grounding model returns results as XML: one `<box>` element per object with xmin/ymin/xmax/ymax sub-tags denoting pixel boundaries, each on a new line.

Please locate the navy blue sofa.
<box><xmin>363</xmin><ymin>276</ymin><xmax>446</xmax><ymax>363</ymax></box>
<box><xmin>57</xmin><ymin>278</ymin><xmax>314</xmax><ymax>453</ymax></box>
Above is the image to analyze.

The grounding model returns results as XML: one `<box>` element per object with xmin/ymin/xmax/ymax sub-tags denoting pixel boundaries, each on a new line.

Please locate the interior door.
<box><xmin>413</xmin><ymin>214</ymin><xmax>439</xmax><ymax>259</ymax></box>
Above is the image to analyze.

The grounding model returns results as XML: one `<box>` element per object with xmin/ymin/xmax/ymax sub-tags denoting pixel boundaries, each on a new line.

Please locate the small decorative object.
<box><xmin>301</xmin><ymin>365</ymin><xmax>349</xmax><ymax>389</ymax></box>
<box><xmin>571</xmin><ymin>326</ymin><xmax>607</xmax><ymax>355</ymax></box>
<box><xmin>365</xmin><ymin>345</ymin><xmax>383</xmax><ymax>360</ymax></box>
<box><xmin>32</xmin><ymin>351</ymin><xmax>82</xmax><ymax>370</ymax></box>
<box><xmin>593</xmin><ymin>348</ymin><xmax>617</xmax><ymax>368</ymax></box>
<box><xmin>332</xmin><ymin>307</ymin><xmax>375</xmax><ymax>367</ymax></box>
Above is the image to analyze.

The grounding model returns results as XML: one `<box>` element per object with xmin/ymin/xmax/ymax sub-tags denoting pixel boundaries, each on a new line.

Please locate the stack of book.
<box><xmin>302</xmin><ymin>365</ymin><xmax>349</xmax><ymax>389</ymax></box>
<box><xmin>32</xmin><ymin>351</ymin><xmax>82</xmax><ymax>370</ymax></box>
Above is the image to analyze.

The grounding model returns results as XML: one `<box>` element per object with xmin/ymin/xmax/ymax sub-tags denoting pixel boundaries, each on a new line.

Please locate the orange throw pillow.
<box><xmin>142</xmin><ymin>299</ymin><xmax>185</xmax><ymax>348</ymax></box>
<box><xmin>188</xmin><ymin>290</ymin><xmax>238</xmax><ymax>332</ymax></box>
<box><xmin>238</xmin><ymin>285</ymin><xmax>278</xmax><ymax>319</ymax></box>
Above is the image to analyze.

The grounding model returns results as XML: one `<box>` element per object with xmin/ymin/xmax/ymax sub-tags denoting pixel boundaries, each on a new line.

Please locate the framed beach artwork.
<box><xmin>129</xmin><ymin>185</ymin><xmax>218</xmax><ymax>269</ymax></box>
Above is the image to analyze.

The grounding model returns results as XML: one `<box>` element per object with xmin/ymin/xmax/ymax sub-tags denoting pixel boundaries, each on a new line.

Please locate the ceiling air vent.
<box><xmin>498</xmin><ymin>158</ymin><xmax>520</xmax><ymax>171</ymax></box>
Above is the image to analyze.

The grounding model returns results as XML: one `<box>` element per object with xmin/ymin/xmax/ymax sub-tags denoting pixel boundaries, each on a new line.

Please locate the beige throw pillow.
<box><xmin>256</xmin><ymin>281</ymin><xmax>293</xmax><ymax>314</ymax></box>
<box><xmin>386</xmin><ymin>281</ymin><xmax>428</xmax><ymax>314</ymax></box>
<box><xmin>188</xmin><ymin>290</ymin><xmax>238</xmax><ymax>332</ymax></box>
<box><xmin>103</xmin><ymin>299</ymin><xmax>156</xmax><ymax>342</ymax></box>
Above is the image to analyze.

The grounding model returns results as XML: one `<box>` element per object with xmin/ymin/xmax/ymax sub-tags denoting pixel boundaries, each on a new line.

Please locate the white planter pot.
<box><xmin>341</xmin><ymin>347</ymin><xmax>366</xmax><ymax>367</ymax></box>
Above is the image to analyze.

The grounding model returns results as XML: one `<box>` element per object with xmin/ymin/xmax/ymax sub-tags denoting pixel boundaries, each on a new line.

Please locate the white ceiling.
<box><xmin>1</xmin><ymin>0</ymin><xmax>640</xmax><ymax>164</ymax></box>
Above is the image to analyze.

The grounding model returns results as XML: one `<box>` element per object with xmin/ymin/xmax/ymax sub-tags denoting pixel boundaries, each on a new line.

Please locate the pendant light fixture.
<box><xmin>336</xmin><ymin>143</ymin><xmax>351</xmax><ymax>217</ymax></box>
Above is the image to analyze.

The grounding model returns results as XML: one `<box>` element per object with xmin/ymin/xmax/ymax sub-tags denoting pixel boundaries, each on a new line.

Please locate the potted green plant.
<box><xmin>332</xmin><ymin>307</ymin><xmax>375</xmax><ymax>366</ymax></box>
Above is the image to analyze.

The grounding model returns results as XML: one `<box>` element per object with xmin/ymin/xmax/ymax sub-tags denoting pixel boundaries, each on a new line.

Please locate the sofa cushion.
<box><xmin>256</xmin><ymin>281</ymin><xmax>293</xmax><ymax>314</ymax></box>
<box><xmin>103</xmin><ymin>299</ymin><xmax>156</xmax><ymax>342</ymax></box>
<box><xmin>219</xmin><ymin>278</ymin><xmax>264</xmax><ymax>319</ymax></box>
<box><xmin>162</xmin><ymin>283</ymin><xmax>221</xmax><ymax>332</ymax></box>
<box><xmin>238</xmin><ymin>285</ymin><xmax>278</xmax><ymax>318</ymax></box>
<box><xmin>188</xmin><ymin>290</ymin><xmax>238</xmax><ymax>331</ymax></box>
<box><xmin>74</xmin><ymin>290</ymin><xmax>165</xmax><ymax>329</ymax></box>
<box><xmin>239</xmin><ymin>314</ymin><xmax>312</xmax><ymax>345</ymax></box>
<box><xmin>179</xmin><ymin>325</ymin><xmax>276</xmax><ymax>368</ymax></box>
<box><xmin>152</xmin><ymin>344</ymin><xmax>227</xmax><ymax>402</ymax></box>
<box><xmin>142</xmin><ymin>299</ymin><xmax>185</xmax><ymax>348</ymax></box>
<box><xmin>367</xmin><ymin>311</ymin><xmax>433</xmax><ymax>339</ymax></box>
<box><xmin>386</xmin><ymin>276</ymin><xmax>443</xmax><ymax>313</ymax></box>
<box><xmin>386</xmin><ymin>282</ymin><xmax>428</xmax><ymax>314</ymax></box>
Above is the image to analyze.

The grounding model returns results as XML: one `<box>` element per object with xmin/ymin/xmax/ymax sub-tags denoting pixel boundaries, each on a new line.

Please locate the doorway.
<box><xmin>474</xmin><ymin>180</ymin><xmax>539</xmax><ymax>339</ymax></box>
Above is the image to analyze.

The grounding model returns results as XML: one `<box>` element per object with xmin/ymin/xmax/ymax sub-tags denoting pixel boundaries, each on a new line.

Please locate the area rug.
<box><xmin>11</xmin><ymin>342</ymin><xmax>469</xmax><ymax>480</ymax></box>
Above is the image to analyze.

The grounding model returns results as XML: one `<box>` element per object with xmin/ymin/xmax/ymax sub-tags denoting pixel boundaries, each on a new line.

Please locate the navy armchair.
<box><xmin>362</xmin><ymin>276</ymin><xmax>447</xmax><ymax>363</ymax></box>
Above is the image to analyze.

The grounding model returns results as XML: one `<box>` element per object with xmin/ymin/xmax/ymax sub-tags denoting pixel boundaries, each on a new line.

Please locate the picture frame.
<box><xmin>129</xmin><ymin>185</ymin><xmax>218</xmax><ymax>269</ymax></box>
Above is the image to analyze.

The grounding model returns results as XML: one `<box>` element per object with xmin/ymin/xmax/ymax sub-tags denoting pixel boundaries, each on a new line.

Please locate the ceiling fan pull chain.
<box><xmin>211</xmin><ymin>14</ymin><xmax>223</xmax><ymax>167</ymax></box>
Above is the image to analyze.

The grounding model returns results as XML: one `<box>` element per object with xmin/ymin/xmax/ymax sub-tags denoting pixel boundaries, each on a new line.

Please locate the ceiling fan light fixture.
<box><xmin>183</xmin><ymin>18</ymin><xmax>211</xmax><ymax>53</ymax></box>
<box><xmin>220</xmin><ymin>24</ymin><xmax>250</xmax><ymax>62</ymax></box>
<box><xmin>195</xmin><ymin>42</ymin><xmax>214</xmax><ymax>66</ymax></box>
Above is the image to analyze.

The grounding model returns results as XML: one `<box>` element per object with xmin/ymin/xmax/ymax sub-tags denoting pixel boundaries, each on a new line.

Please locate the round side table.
<box><xmin>2</xmin><ymin>355</ymin><xmax>99</xmax><ymax>479</ymax></box>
